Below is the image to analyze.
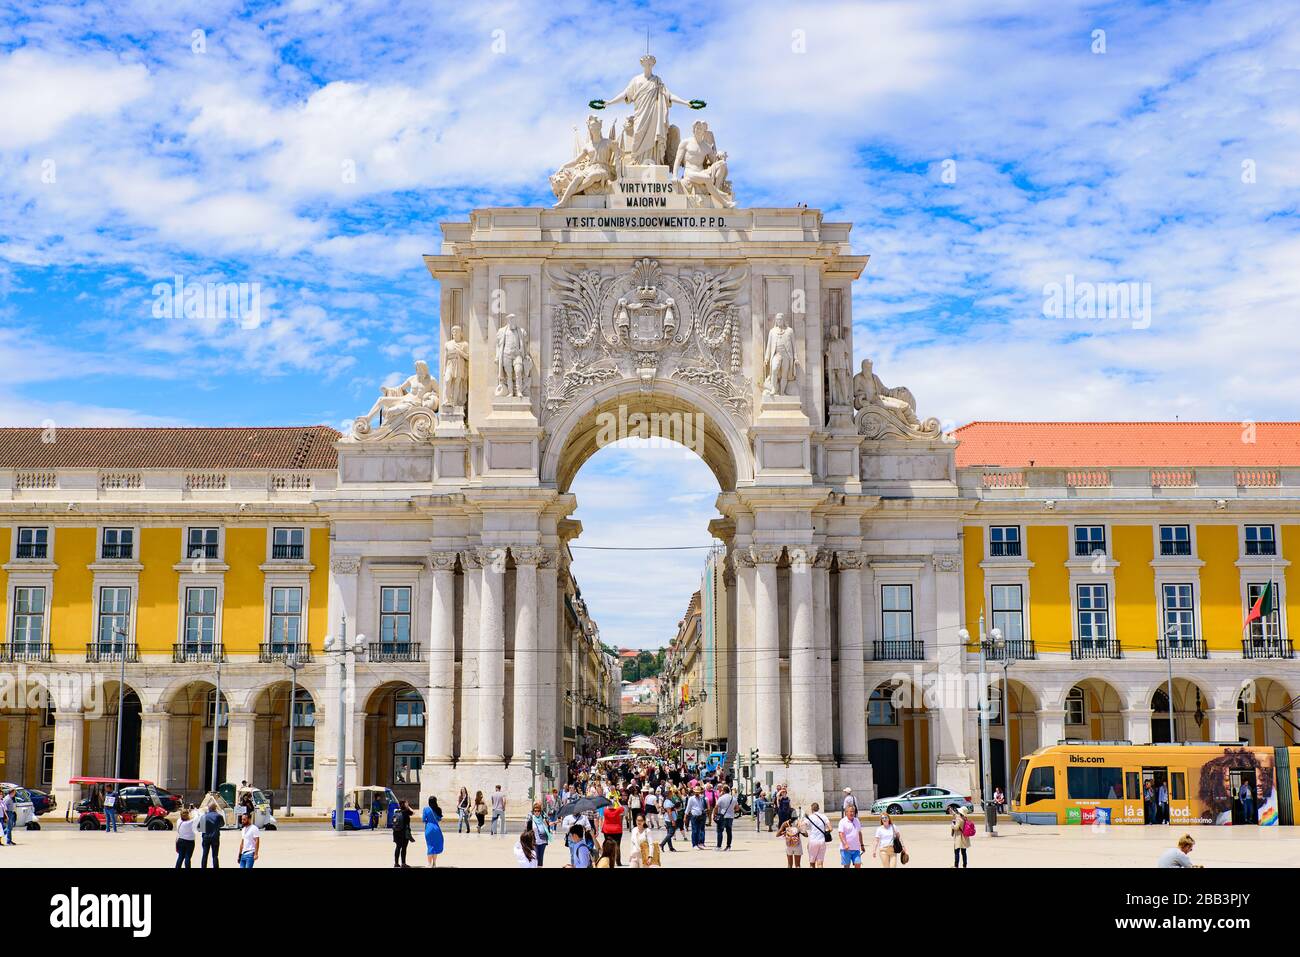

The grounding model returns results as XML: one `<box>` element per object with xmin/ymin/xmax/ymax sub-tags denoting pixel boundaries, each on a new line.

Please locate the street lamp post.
<box><xmin>283</xmin><ymin>650</ymin><xmax>306</xmax><ymax>817</ymax></box>
<box><xmin>325</xmin><ymin>615</ymin><xmax>366</xmax><ymax>835</ymax></box>
<box><xmin>962</xmin><ymin>615</ymin><xmax>1000</xmax><ymax>835</ymax></box>
<box><xmin>995</xmin><ymin>631</ymin><xmax>1015</xmax><ymax>814</ymax></box>
<box><xmin>113</xmin><ymin>624</ymin><xmax>127</xmax><ymax>781</ymax></box>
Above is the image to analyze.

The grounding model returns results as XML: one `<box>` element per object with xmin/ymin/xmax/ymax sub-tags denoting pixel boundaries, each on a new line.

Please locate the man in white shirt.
<box><xmin>837</xmin><ymin>803</ymin><xmax>864</xmax><ymax>869</ymax></box>
<box><xmin>238</xmin><ymin>813</ymin><xmax>260</xmax><ymax>868</ymax></box>
<box><xmin>1157</xmin><ymin>834</ymin><xmax>1201</xmax><ymax>868</ymax></box>
<box><xmin>842</xmin><ymin>787</ymin><xmax>857</xmax><ymax>815</ymax></box>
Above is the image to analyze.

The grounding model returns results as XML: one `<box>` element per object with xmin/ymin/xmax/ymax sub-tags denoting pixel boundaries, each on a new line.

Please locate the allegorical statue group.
<box><xmin>550</xmin><ymin>54</ymin><xmax>735</xmax><ymax>208</ymax></box>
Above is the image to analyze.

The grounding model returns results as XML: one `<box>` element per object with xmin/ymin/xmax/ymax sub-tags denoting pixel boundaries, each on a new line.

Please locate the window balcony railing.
<box><xmin>982</xmin><ymin>639</ymin><xmax>1037</xmax><ymax>660</ymax></box>
<box><xmin>1242</xmin><ymin>638</ymin><xmax>1293</xmax><ymax>659</ymax></box>
<box><xmin>1158</xmin><ymin>638</ymin><xmax>1207</xmax><ymax>659</ymax></box>
<box><xmin>1071</xmin><ymin>639</ymin><xmax>1122</xmax><ymax>660</ymax></box>
<box><xmin>1074</xmin><ymin>542</ymin><xmax>1106</xmax><ymax>558</ymax></box>
<box><xmin>272</xmin><ymin>543</ymin><xmax>305</xmax><ymax>560</ymax></box>
<box><xmin>1159</xmin><ymin>540</ymin><xmax>1192</xmax><ymax>557</ymax></box>
<box><xmin>874</xmin><ymin>639</ymin><xmax>925</xmax><ymax>661</ymax></box>
<box><xmin>86</xmin><ymin>642</ymin><xmax>139</xmax><ymax>663</ymax></box>
<box><xmin>1244</xmin><ymin>541</ymin><xmax>1277</xmax><ymax>556</ymax></box>
<box><xmin>187</xmin><ymin>543</ymin><xmax>219</xmax><ymax>560</ymax></box>
<box><xmin>989</xmin><ymin>542</ymin><xmax>1022</xmax><ymax>557</ymax></box>
<box><xmin>368</xmin><ymin>642</ymin><xmax>422</xmax><ymax>662</ymax></box>
<box><xmin>259</xmin><ymin>642</ymin><xmax>312</xmax><ymax>663</ymax></box>
<box><xmin>100</xmin><ymin>544</ymin><xmax>134</xmax><ymax>560</ymax></box>
<box><xmin>15</xmin><ymin>543</ymin><xmax>48</xmax><ymax>559</ymax></box>
<box><xmin>173</xmin><ymin>643</ymin><xmax>226</xmax><ymax>663</ymax></box>
<box><xmin>0</xmin><ymin>641</ymin><xmax>52</xmax><ymax>662</ymax></box>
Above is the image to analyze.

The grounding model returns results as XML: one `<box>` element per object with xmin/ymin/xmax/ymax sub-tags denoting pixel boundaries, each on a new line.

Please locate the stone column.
<box><xmin>477</xmin><ymin>545</ymin><xmax>507</xmax><ymax>763</ymax></box>
<box><xmin>932</xmin><ymin>552</ymin><xmax>970</xmax><ymax>794</ymax></box>
<box><xmin>731</xmin><ymin>547</ymin><xmax>757</xmax><ymax>761</ymax></box>
<box><xmin>789</xmin><ymin>546</ymin><xmax>817</xmax><ymax>761</ymax></box>
<box><xmin>1037</xmin><ymin>708</ymin><xmax>1066</xmax><ymax>749</ymax></box>
<box><xmin>459</xmin><ymin>548</ymin><xmax>482</xmax><ymax>759</ymax></box>
<box><xmin>1209</xmin><ymin>708</ymin><xmax>1239</xmax><ymax>743</ymax></box>
<box><xmin>836</xmin><ymin>551</ymin><xmax>867</xmax><ymax>762</ymax></box>
<box><xmin>751</xmin><ymin>545</ymin><xmax>783</xmax><ymax>761</ymax></box>
<box><xmin>812</xmin><ymin>549</ymin><xmax>833</xmax><ymax>758</ymax></box>
<box><xmin>138</xmin><ymin>710</ymin><xmax>172</xmax><ymax>789</ymax></box>
<box><xmin>316</xmin><ymin>555</ymin><xmax>361</xmax><ymax>809</ymax></box>
<box><xmin>1122</xmin><ymin>708</ymin><xmax>1153</xmax><ymax>745</ymax></box>
<box><xmin>537</xmin><ymin>550</ymin><xmax>560</xmax><ymax>759</ymax></box>
<box><xmin>426</xmin><ymin>550</ymin><xmax>458</xmax><ymax>764</ymax></box>
<box><xmin>51</xmin><ymin>711</ymin><xmax>84</xmax><ymax>811</ymax></box>
<box><xmin>511</xmin><ymin>546</ymin><xmax>543</xmax><ymax>761</ymax></box>
<box><xmin>224</xmin><ymin>711</ymin><xmax>258</xmax><ymax>787</ymax></box>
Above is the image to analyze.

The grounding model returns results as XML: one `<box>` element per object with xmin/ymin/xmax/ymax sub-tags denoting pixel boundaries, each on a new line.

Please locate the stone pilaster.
<box><xmin>788</xmin><ymin>546</ymin><xmax>817</xmax><ymax>761</ymax></box>
<box><xmin>836</xmin><ymin>550</ymin><xmax>867</xmax><ymax>762</ymax></box>
<box><xmin>750</xmin><ymin>544</ymin><xmax>783</xmax><ymax>762</ymax></box>
<box><xmin>426</xmin><ymin>550</ymin><xmax>458</xmax><ymax>764</ymax></box>
<box><xmin>510</xmin><ymin>545</ymin><xmax>545</xmax><ymax>761</ymax></box>
<box><xmin>477</xmin><ymin>545</ymin><xmax>507</xmax><ymax>763</ymax></box>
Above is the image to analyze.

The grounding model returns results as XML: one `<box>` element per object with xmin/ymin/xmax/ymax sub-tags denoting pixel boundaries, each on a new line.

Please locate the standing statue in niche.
<box><xmin>824</xmin><ymin>321</ymin><xmax>852</xmax><ymax>408</ymax></box>
<box><xmin>442</xmin><ymin>324</ymin><xmax>470</xmax><ymax>409</ymax></box>
<box><xmin>590</xmin><ymin>54</ymin><xmax>704</xmax><ymax>166</ymax></box>
<box><xmin>495</xmin><ymin>313</ymin><xmax>532</xmax><ymax>398</ymax></box>
<box><xmin>762</xmin><ymin>312</ymin><xmax>797</xmax><ymax>398</ymax></box>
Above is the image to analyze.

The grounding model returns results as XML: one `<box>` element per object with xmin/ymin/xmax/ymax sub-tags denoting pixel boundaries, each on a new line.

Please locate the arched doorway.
<box><xmin>1150</xmin><ymin>678</ymin><xmax>1209</xmax><ymax>743</ymax></box>
<box><xmin>867</xmin><ymin>679</ymin><xmax>930</xmax><ymax>795</ymax></box>
<box><xmin>87</xmin><ymin>681</ymin><xmax>143</xmax><ymax>780</ymax></box>
<box><xmin>1239</xmin><ymin>678</ymin><xmax>1297</xmax><ymax>746</ymax></box>
<box><xmin>1064</xmin><ymin>678</ymin><xmax>1123</xmax><ymax>741</ymax></box>
<box><xmin>363</xmin><ymin>682</ymin><xmax>426</xmax><ymax>804</ymax></box>
<box><xmin>0</xmin><ymin>678</ymin><xmax>53</xmax><ymax>789</ymax></box>
<box><xmin>988</xmin><ymin>678</ymin><xmax>1040</xmax><ymax>795</ymax></box>
<box><xmin>250</xmin><ymin>681</ymin><xmax>317</xmax><ymax>808</ymax></box>
<box><xmin>162</xmin><ymin>680</ymin><xmax>230</xmax><ymax>795</ymax></box>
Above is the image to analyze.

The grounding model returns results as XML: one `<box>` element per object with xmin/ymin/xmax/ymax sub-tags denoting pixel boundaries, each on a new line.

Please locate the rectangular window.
<box><xmin>187</xmin><ymin>527</ymin><xmax>219</xmax><ymax>560</ymax></box>
<box><xmin>272</xmin><ymin>527</ymin><xmax>305</xmax><ymax>560</ymax></box>
<box><xmin>270</xmin><ymin>587</ymin><xmax>303</xmax><ymax>652</ymax></box>
<box><xmin>16</xmin><ymin>526</ymin><xmax>49</xmax><ymax>559</ymax></box>
<box><xmin>990</xmin><ymin>584</ymin><xmax>1024</xmax><ymax>643</ymax></box>
<box><xmin>183</xmin><ymin>586</ymin><xmax>218</xmax><ymax>654</ymax></box>
<box><xmin>1066</xmin><ymin>687</ymin><xmax>1086</xmax><ymax>725</ymax></box>
<box><xmin>206</xmin><ymin>689</ymin><xmax>228</xmax><ymax>727</ymax></box>
<box><xmin>291</xmin><ymin>740</ymin><xmax>314</xmax><ymax>784</ymax></box>
<box><xmin>868</xmin><ymin>687</ymin><xmax>898</xmax><ymax>726</ymax></box>
<box><xmin>989</xmin><ymin>526</ymin><xmax>1021</xmax><ymax>557</ymax></box>
<box><xmin>1074</xmin><ymin>525</ymin><xmax>1106</xmax><ymax>557</ymax></box>
<box><xmin>394</xmin><ymin>689</ymin><xmax>425</xmax><ymax>727</ymax></box>
<box><xmin>97</xmin><ymin>586</ymin><xmax>132</xmax><ymax>650</ymax></box>
<box><xmin>1247</xmin><ymin>582</ymin><xmax>1280</xmax><ymax>643</ymax></box>
<box><xmin>1159</xmin><ymin>525</ymin><xmax>1191</xmax><ymax>556</ymax></box>
<box><xmin>41</xmin><ymin>740</ymin><xmax>55</xmax><ymax>786</ymax></box>
<box><xmin>1162</xmin><ymin>583</ymin><xmax>1196</xmax><ymax>646</ymax></box>
<box><xmin>880</xmin><ymin>585</ymin><xmax>914</xmax><ymax>641</ymax></box>
<box><xmin>293</xmin><ymin>689</ymin><xmax>315</xmax><ymax>728</ymax></box>
<box><xmin>394</xmin><ymin>741</ymin><xmax>423</xmax><ymax>784</ymax></box>
<box><xmin>380</xmin><ymin>586</ymin><xmax>413</xmax><ymax>650</ymax></box>
<box><xmin>1067</xmin><ymin>766</ymin><xmax>1125</xmax><ymax>800</ymax></box>
<box><xmin>11</xmin><ymin>586</ymin><xmax>45</xmax><ymax>651</ymax></box>
<box><xmin>1076</xmin><ymin>584</ymin><xmax>1110</xmax><ymax>646</ymax></box>
<box><xmin>1245</xmin><ymin>525</ymin><xmax>1276</xmax><ymax>556</ymax></box>
<box><xmin>101</xmin><ymin>527</ymin><xmax>134</xmax><ymax>560</ymax></box>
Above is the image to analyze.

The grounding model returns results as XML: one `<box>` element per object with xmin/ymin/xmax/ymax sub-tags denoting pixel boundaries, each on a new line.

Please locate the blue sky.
<box><xmin>1</xmin><ymin>0</ymin><xmax>1297</xmax><ymax>646</ymax></box>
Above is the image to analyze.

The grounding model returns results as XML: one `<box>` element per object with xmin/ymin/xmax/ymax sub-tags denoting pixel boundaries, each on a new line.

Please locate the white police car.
<box><xmin>871</xmin><ymin>786</ymin><xmax>974</xmax><ymax>816</ymax></box>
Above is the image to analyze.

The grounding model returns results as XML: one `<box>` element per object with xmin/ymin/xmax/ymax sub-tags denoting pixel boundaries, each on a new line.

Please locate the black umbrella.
<box><xmin>557</xmin><ymin>795</ymin><xmax>610</xmax><ymax>818</ymax></box>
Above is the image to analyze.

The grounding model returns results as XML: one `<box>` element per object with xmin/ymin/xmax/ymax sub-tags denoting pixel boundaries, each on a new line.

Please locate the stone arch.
<box><xmin>541</xmin><ymin>377</ymin><xmax>751</xmax><ymax>492</ymax></box>
<box><xmin>161</xmin><ymin>679</ymin><xmax>231</xmax><ymax>795</ymax></box>
<box><xmin>0</xmin><ymin>672</ymin><xmax>57</xmax><ymax>788</ymax></box>
<box><xmin>1060</xmin><ymin>677</ymin><xmax>1124</xmax><ymax>740</ymax></box>
<box><xmin>868</xmin><ymin>676</ymin><xmax>930</xmax><ymax>796</ymax></box>
<box><xmin>1147</xmin><ymin>676</ymin><xmax>1211</xmax><ymax>743</ymax></box>
<box><xmin>1236</xmin><ymin>676</ymin><xmax>1296</xmax><ymax>747</ymax></box>
<box><xmin>362</xmin><ymin>681</ymin><xmax>427</xmax><ymax>803</ymax></box>
<box><xmin>986</xmin><ymin>677</ymin><xmax>1042</xmax><ymax>794</ymax></box>
<box><xmin>248</xmin><ymin>679</ymin><xmax>319</xmax><ymax>801</ymax></box>
<box><xmin>84</xmin><ymin>679</ymin><xmax>148</xmax><ymax>780</ymax></box>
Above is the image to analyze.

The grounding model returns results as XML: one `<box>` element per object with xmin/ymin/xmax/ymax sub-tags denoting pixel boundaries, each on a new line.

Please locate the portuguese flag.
<box><xmin>1244</xmin><ymin>581</ymin><xmax>1275</xmax><ymax>631</ymax></box>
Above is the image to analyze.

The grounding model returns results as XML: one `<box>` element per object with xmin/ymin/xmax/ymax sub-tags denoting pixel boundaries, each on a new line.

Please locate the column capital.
<box><xmin>731</xmin><ymin>547</ymin><xmax>755</xmax><ymax>569</ymax></box>
<box><xmin>511</xmin><ymin>545</ymin><xmax>548</xmax><ymax>566</ymax></box>
<box><xmin>749</xmin><ymin>544</ymin><xmax>783</xmax><ymax>565</ymax></box>
<box><xmin>428</xmin><ymin>550</ymin><xmax>459</xmax><ymax>572</ymax></box>
<box><xmin>460</xmin><ymin>548</ymin><xmax>481</xmax><ymax>569</ymax></box>
<box><xmin>331</xmin><ymin>555</ymin><xmax>362</xmax><ymax>575</ymax></box>
<box><xmin>477</xmin><ymin>545</ymin><xmax>508</xmax><ymax>570</ymax></box>
<box><xmin>787</xmin><ymin>545</ymin><xmax>816</xmax><ymax>569</ymax></box>
<box><xmin>813</xmin><ymin>547</ymin><xmax>834</xmax><ymax>569</ymax></box>
<box><xmin>932</xmin><ymin>552</ymin><xmax>960</xmax><ymax>573</ymax></box>
<box><xmin>836</xmin><ymin>550</ymin><xmax>866</xmax><ymax>570</ymax></box>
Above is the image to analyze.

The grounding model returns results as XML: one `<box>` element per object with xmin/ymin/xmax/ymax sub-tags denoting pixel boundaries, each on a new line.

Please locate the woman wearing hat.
<box><xmin>950</xmin><ymin>805</ymin><xmax>971</xmax><ymax>868</ymax></box>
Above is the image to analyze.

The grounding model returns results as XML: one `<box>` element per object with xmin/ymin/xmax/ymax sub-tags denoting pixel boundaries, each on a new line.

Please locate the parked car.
<box><xmin>871</xmin><ymin>785</ymin><xmax>974</xmax><ymax>816</ymax></box>
<box><xmin>24</xmin><ymin>787</ymin><xmax>56</xmax><ymax>815</ymax></box>
<box><xmin>0</xmin><ymin>783</ymin><xmax>41</xmax><ymax>829</ymax></box>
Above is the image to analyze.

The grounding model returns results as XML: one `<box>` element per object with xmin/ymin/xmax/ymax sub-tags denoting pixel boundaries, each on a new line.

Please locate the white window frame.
<box><xmin>393</xmin><ymin>739</ymin><xmax>423</xmax><ymax>783</ymax></box>
<box><xmin>1160</xmin><ymin>581</ymin><xmax>1198</xmax><ymax>647</ymax></box>
<box><xmin>182</xmin><ymin>526</ymin><xmax>223</xmax><ymax>563</ymax></box>
<box><xmin>987</xmin><ymin>525</ymin><xmax>1023</xmax><ymax>559</ymax></box>
<box><xmin>9</xmin><ymin>583</ymin><xmax>48</xmax><ymax>652</ymax></box>
<box><xmin>41</xmin><ymin>739</ymin><xmax>55</xmax><ymax>786</ymax></box>
<box><xmin>93</xmin><ymin>582</ymin><xmax>136</xmax><ymax>652</ymax></box>
<box><xmin>379</xmin><ymin>585</ymin><xmax>414</xmax><ymax>651</ymax></box>
<box><xmin>290</xmin><ymin>739</ymin><xmax>314</xmax><ymax>784</ymax></box>
<box><xmin>880</xmin><ymin>583</ymin><xmax>915</xmax><ymax>643</ymax></box>
<box><xmin>1065</xmin><ymin>686</ymin><xmax>1087</xmax><ymax>726</ymax></box>
<box><xmin>98</xmin><ymin>526</ymin><xmax>138</xmax><ymax>561</ymax></box>
<box><xmin>181</xmin><ymin>585</ymin><xmax>220</xmax><ymax>655</ymax></box>
<box><xmin>1074</xmin><ymin>583</ymin><xmax>1111</xmax><ymax>648</ymax></box>
<box><xmin>12</xmin><ymin>525</ymin><xmax>53</xmax><ymax>562</ymax></box>
<box><xmin>1156</xmin><ymin>523</ymin><xmax>1194</xmax><ymax>558</ymax></box>
<box><xmin>268</xmin><ymin>525</ymin><xmax>309</xmax><ymax>562</ymax></box>
<box><xmin>989</xmin><ymin>583</ymin><xmax>1025</xmax><ymax>644</ymax></box>
<box><xmin>1073</xmin><ymin>524</ymin><xmax>1108</xmax><ymax>559</ymax></box>
<box><xmin>1244</xmin><ymin>580</ymin><xmax>1283</xmax><ymax>644</ymax></box>
<box><xmin>268</xmin><ymin>585</ymin><xmax>305</xmax><ymax>653</ymax></box>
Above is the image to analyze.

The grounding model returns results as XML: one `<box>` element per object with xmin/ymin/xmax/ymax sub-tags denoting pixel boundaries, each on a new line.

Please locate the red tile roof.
<box><xmin>0</xmin><ymin>427</ymin><xmax>340</xmax><ymax>470</ymax></box>
<box><xmin>954</xmin><ymin>422</ymin><xmax>1300</xmax><ymax>469</ymax></box>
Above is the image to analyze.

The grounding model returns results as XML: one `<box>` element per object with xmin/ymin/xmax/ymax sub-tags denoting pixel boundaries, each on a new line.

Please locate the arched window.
<box><xmin>1065</xmin><ymin>686</ymin><xmax>1086</xmax><ymax>725</ymax></box>
<box><xmin>868</xmin><ymin>686</ymin><xmax>898</xmax><ymax>726</ymax></box>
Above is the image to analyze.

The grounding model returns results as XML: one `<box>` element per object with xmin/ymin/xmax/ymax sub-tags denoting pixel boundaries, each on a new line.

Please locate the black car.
<box><xmin>26</xmin><ymin>787</ymin><xmax>56</xmax><ymax>815</ymax></box>
<box><xmin>74</xmin><ymin>784</ymin><xmax>182</xmax><ymax>816</ymax></box>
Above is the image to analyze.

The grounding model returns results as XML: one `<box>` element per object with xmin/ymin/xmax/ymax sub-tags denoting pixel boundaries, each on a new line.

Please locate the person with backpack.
<box><xmin>951</xmin><ymin>806</ymin><xmax>974</xmax><ymax>867</ymax></box>
<box><xmin>804</xmin><ymin>802</ymin><xmax>831</xmax><ymax>868</ymax></box>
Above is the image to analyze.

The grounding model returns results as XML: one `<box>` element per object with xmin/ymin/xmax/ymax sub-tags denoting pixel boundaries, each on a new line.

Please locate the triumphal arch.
<box><xmin>331</xmin><ymin>55</ymin><xmax>968</xmax><ymax>806</ymax></box>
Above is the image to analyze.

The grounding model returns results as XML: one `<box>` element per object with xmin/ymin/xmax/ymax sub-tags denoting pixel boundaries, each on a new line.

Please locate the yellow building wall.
<box><xmin>0</xmin><ymin>527</ymin><xmax>9</xmax><ymax>642</ymax></box>
<box><xmin>1027</xmin><ymin>525</ymin><xmax>1069</xmax><ymax>655</ymax></box>
<box><xmin>1284</xmin><ymin>525</ymin><xmax>1300</xmax><ymax>642</ymax></box>
<box><xmin>222</xmin><ymin>528</ymin><xmax>265</xmax><ymax>654</ymax></box>
<box><xmin>137</xmin><ymin>527</ymin><xmax>180</xmax><ymax>654</ymax></box>
<box><xmin>308</xmin><ymin>527</ymin><xmax>329</xmax><ymax>649</ymax></box>
<box><xmin>1197</xmin><ymin>524</ymin><xmax>1240</xmax><ymax>651</ymax></box>
<box><xmin>51</xmin><ymin>527</ymin><xmax>95</xmax><ymax>655</ymax></box>
<box><xmin>1113</xmin><ymin>525</ymin><xmax>1156</xmax><ymax>651</ymax></box>
<box><xmin>962</xmin><ymin>528</ymin><xmax>983</xmax><ymax>648</ymax></box>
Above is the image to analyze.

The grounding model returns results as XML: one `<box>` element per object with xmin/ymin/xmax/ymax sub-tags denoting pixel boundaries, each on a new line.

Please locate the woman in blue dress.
<box><xmin>423</xmin><ymin>795</ymin><xmax>445</xmax><ymax>867</ymax></box>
